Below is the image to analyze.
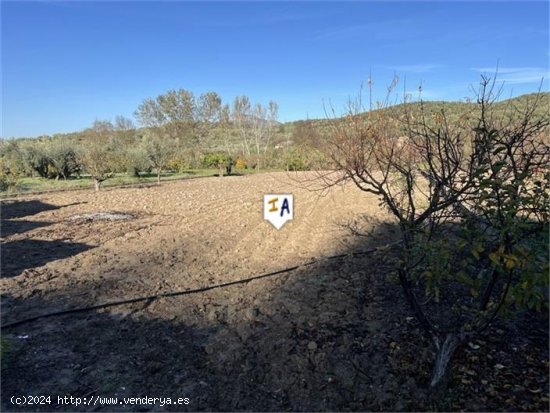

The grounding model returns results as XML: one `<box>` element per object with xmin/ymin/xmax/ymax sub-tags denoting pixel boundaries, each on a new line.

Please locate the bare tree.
<box><xmin>219</xmin><ymin>104</ymin><xmax>235</xmax><ymax>155</ymax></box>
<box><xmin>232</xmin><ymin>95</ymin><xmax>252</xmax><ymax>158</ymax></box>
<box><xmin>90</xmin><ymin>119</ymin><xmax>115</xmax><ymax>137</ymax></box>
<box><xmin>263</xmin><ymin>101</ymin><xmax>279</xmax><ymax>164</ymax></box>
<box><xmin>321</xmin><ymin>75</ymin><xmax>549</xmax><ymax>392</ymax></box>
<box><xmin>114</xmin><ymin>115</ymin><xmax>135</xmax><ymax>132</ymax></box>
<box><xmin>250</xmin><ymin>103</ymin><xmax>267</xmax><ymax>169</ymax></box>
<box><xmin>248</xmin><ymin>100</ymin><xmax>279</xmax><ymax>170</ymax></box>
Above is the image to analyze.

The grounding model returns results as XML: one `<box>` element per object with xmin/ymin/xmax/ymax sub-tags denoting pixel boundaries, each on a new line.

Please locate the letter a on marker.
<box><xmin>280</xmin><ymin>198</ymin><xmax>290</xmax><ymax>217</ymax></box>
<box><xmin>263</xmin><ymin>193</ymin><xmax>293</xmax><ymax>229</ymax></box>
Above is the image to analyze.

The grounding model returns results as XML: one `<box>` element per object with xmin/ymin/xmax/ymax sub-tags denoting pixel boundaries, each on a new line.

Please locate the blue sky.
<box><xmin>2</xmin><ymin>1</ymin><xmax>549</xmax><ymax>138</ymax></box>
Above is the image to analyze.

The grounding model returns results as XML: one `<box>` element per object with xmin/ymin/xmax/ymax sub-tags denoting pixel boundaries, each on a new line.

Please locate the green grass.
<box><xmin>1</xmin><ymin>168</ymin><xmax>285</xmax><ymax>197</ymax></box>
<box><xmin>1</xmin><ymin>171</ymin><xmax>210</xmax><ymax>196</ymax></box>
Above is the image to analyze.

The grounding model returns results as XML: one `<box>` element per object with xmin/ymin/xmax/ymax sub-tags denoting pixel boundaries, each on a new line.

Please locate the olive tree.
<box><xmin>141</xmin><ymin>130</ymin><xmax>176</xmax><ymax>184</ymax></box>
<box><xmin>123</xmin><ymin>145</ymin><xmax>150</xmax><ymax>177</ymax></box>
<box><xmin>47</xmin><ymin>138</ymin><xmax>81</xmax><ymax>180</ymax></box>
<box><xmin>79</xmin><ymin>120</ymin><xmax>117</xmax><ymax>191</ymax></box>
<box><xmin>19</xmin><ymin>138</ymin><xmax>52</xmax><ymax>178</ymax></box>
<box><xmin>0</xmin><ymin>140</ymin><xmax>25</xmax><ymax>190</ymax></box>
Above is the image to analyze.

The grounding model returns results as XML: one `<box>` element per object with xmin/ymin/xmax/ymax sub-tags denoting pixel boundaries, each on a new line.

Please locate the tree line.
<box><xmin>2</xmin><ymin>87</ymin><xmax>547</xmax><ymax>192</ymax></box>
<box><xmin>1</xmin><ymin>89</ymin><xmax>318</xmax><ymax>191</ymax></box>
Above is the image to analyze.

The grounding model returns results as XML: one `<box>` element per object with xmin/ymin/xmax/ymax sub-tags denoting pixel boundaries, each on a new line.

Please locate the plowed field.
<box><xmin>1</xmin><ymin>172</ymin><xmax>547</xmax><ymax>411</ymax></box>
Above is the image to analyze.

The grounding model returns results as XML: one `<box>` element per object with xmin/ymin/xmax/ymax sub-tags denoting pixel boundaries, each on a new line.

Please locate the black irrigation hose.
<box><xmin>1</xmin><ymin>242</ymin><xmax>400</xmax><ymax>330</ymax></box>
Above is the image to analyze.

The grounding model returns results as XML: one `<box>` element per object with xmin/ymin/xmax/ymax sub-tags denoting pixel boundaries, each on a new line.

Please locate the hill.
<box><xmin>285</xmin><ymin>92</ymin><xmax>550</xmax><ymax>138</ymax></box>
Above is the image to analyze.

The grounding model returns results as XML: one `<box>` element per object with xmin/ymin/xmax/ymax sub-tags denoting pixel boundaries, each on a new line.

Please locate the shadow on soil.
<box><xmin>1</xmin><ymin>220</ymin><xmax>51</xmax><ymax>238</ymax></box>
<box><xmin>1</xmin><ymin>220</ymin><xmax>548</xmax><ymax>411</ymax></box>
<box><xmin>1</xmin><ymin>200</ymin><xmax>93</xmax><ymax>278</ymax></box>
<box><xmin>1</xmin><ymin>200</ymin><xmax>62</xmax><ymax>220</ymax></box>
<box><xmin>1</xmin><ymin>239</ymin><xmax>93</xmax><ymax>279</ymax></box>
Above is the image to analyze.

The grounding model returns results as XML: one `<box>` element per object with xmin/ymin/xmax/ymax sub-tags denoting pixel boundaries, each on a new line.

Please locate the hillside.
<box><xmin>285</xmin><ymin>92</ymin><xmax>550</xmax><ymax>143</ymax></box>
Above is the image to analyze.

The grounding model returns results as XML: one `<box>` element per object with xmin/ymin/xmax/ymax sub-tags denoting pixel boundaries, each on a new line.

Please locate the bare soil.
<box><xmin>1</xmin><ymin>172</ymin><xmax>548</xmax><ymax>411</ymax></box>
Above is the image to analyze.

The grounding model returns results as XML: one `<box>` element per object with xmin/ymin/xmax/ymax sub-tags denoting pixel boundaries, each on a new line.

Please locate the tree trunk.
<box><xmin>157</xmin><ymin>169</ymin><xmax>161</xmax><ymax>185</ymax></box>
<box><xmin>430</xmin><ymin>333</ymin><xmax>462</xmax><ymax>390</ymax></box>
<box><xmin>94</xmin><ymin>179</ymin><xmax>101</xmax><ymax>191</ymax></box>
<box><xmin>398</xmin><ymin>268</ymin><xmax>464</xmax><ymax>394</ymax></box>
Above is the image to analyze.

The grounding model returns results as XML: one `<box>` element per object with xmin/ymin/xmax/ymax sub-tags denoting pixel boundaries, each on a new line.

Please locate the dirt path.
<box><xmin>1</xmin><ymin>172</ymin><xmax>547</xmax><ymax>411</ymax></box>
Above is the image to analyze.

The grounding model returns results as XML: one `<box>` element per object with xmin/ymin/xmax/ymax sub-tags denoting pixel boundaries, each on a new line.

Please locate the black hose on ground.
<box><xmin>1</xmin><ymin>242</ymin><xmax>400</xmax><ymax>330</ymax></box>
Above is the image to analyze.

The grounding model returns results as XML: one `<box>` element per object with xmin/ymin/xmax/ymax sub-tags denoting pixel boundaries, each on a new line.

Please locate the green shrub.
<box><xmin>202</xmin><ymin>152</ymin><xmax>234</xmax><ymax>176</ymax></box>
<box><xmin>0</xmin><ymin>141</ymin><xmax>25</xmax><ymax>190</ymax></box>
<box><xmin>235</xmin><ymin>157</ymin><xmax>247</xmax><ymax>170</ymax></box>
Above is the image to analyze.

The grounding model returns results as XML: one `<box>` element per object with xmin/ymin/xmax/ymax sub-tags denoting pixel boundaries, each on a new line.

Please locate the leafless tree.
<box><xmin>232</xmin><ymin>95</ymin><xmax>252</xmax><ymax>158</ymax></box>
<box><xmin>248</xmin><ymin>100</ymin><xmax>279</xmax><ymax>170</ymax></box>
<box><xmin>114</xmin><ymin>115</ymin><xmax>135</xmax><ymax>132</ymax></box>
<box><xmin>320</xmin><ymin>75</ymin><xmax>549</xmax><ymax>392</ymax></box>
<box><xmin>219</xmin><ymin>104</ymin><xmax>235</xmax><ymax>155</ymax></box>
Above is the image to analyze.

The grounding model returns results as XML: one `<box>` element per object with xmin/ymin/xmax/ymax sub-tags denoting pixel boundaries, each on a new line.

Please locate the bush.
<box><xmin>282</xmin><ymin>147</ymin><xmax>310</xmax><ymax>171</ymax></box>
<box><xmin>167</xmin><ymin>151</ymin><xmax>190</xmax><ymax>174</ymax></box>
<box><xmin>202</xmin><ymin>152</ymin><xmax>234</xmax><ymax>176</ymax></box>
<box><xmin>0</xmin><ymin>141</ymin><xmax>25</xmax><ymax>190</ymax></box>
<box><xmin>235</xmin><ymin>157</ymin><xmax>247</xmax><ymax>170</ymax></box>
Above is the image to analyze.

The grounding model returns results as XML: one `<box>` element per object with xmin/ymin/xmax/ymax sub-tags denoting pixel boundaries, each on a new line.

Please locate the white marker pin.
<box><xmin>263</xmin><ymin>194</ymin><xmax>293</xmax><ymax>229</ymax></box>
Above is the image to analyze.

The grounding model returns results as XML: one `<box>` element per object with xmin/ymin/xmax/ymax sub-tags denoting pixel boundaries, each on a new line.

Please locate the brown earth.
<box><xmin>1</xmin><ymin>172</ymin><xmax>548</xmax><ymax>411</ymax></box>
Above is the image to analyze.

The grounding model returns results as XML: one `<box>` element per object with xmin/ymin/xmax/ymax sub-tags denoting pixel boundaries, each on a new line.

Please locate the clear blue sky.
<box><xmin>2</xmin><ymin>1</ymin><xmax>549</xmax><ymax>138</ymax></box>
